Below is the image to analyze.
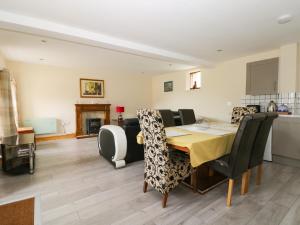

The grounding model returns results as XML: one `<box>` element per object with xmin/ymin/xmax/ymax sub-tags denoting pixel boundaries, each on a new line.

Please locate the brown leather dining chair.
<box><xmin>245</xmin><ymin>112</ymin><xmax>278</xmax><ymax>192</ymax></box>
<box><xmin>178</xmin><ymin>109</ymin><xmax>196</xmax><ymax>125</ymax></box>
<box><xmin>158</xmin><ymin>109</ymin><xmax>176</xmax><ymax>127</ymax></box>
<box><xmin>209</xmin><ymin>113</ymin><xmax>265</xmax><ymax>206</ymax></box>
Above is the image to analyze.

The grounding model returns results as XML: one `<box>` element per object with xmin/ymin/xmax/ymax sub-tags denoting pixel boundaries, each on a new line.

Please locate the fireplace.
<box><xmin>75</xmin><ymin>104</ymin><xmax>111</xmax><ymax>138</ymax></box>
<box><xmin>86</xmin><ymin>118</ymin><xmax>101</xmax><ymax>135</ymax></box>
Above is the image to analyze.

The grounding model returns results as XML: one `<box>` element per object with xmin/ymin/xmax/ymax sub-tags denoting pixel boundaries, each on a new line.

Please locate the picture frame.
<box><xmin>164</xmin><ymin>81</ymin><xmax>173</xmax><ymax>92</ymax></box>
<box><xmin>80</xmin><ymin>78</ymin><xmax>104</xmax><ymax>98</ymax></box>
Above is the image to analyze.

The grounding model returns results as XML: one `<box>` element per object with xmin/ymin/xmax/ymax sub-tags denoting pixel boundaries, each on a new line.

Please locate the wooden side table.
<box><xmin>17</xmin><ymin>127</ymin><xmax>34</xmax><ymax>134</ymax></box>
<box><xmin>17</xmin><ymin>127</ymin><xmax>36</xmax><ymax>150</ymax></box>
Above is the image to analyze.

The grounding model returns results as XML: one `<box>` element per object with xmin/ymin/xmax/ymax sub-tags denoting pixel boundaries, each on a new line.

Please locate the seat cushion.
<box><xmin>169</xmin><ymin>150</ymin><xmax>192</xmax><ymax>179</ymax></box>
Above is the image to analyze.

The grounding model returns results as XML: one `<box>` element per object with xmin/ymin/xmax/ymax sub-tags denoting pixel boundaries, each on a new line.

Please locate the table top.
<box><xmin>0</xmin><ymin>133</ymin><xmax>35</xmax><ymax>146</ymax></box>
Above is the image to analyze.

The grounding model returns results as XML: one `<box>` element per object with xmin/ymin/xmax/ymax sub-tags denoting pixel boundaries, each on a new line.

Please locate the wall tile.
<box><xmin>240</xmin><ymin>92</ymin><xmax>300</xmax><ymax>114</ymax></box>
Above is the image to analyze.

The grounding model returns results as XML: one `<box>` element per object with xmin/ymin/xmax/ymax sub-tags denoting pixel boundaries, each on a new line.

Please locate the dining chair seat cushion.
<box><xmin>169</xmin><ymin>151</ymin><xmax>192</xmax><ymax>179</ymax></box>
<box><xmin>143</xmin><ymin>139</ymin><xmax>193</xmax><ymax>195</ymax></box>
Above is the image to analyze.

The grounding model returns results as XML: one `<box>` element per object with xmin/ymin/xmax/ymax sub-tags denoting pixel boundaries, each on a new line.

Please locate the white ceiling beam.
<box><xmin>0</xmin><ymin>10</ymin><xmax>214</xmax><ymax>67</ymax></box>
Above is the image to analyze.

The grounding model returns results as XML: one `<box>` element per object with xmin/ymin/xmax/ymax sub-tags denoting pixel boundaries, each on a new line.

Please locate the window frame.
<box><xmin>189</xmin><ymin>71</ymin><xmax>201</xmax><ymax>90</ymax></box>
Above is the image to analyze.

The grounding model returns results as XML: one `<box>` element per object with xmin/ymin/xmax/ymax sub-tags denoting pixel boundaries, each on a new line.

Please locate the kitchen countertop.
<box><xmin>278</xmin><ymin>114</ymin><xmax>300</xmax><ymax>118</ymax></box>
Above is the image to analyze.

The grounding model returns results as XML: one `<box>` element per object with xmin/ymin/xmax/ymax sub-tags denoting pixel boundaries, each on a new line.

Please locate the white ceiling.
<box><xmin>0</xmin><ymin>29</ymin><xmax>193</xmax><ymax>75</ymax></box>
<box><xmin>0</xmin><ymin>0</ymin><xmax>299</xmax><ymax>74</ymax></box>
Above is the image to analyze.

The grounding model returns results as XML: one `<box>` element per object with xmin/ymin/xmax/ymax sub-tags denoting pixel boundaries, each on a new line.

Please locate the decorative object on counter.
<box><xmin>164</xmin><ymin>81</ymin><xmax>173</xmax><ymax>92</ymax></box>
<box><xmin>241</xmin><ymin>92</ymin><xmax>300</xmax><ymax>114</ymax></box>
<box><xmin>267</xmin><ymin>100</ymin><xmax>278</xmax><ymax>112</ymax></box>
<box><xmin>277</xmin><ymin>104</ymin><xmax>289</xmax><ymax>114</ymax></box>
<box><xmin>116</xmin><ymin>106</ymin><xmax>125</xmax><ymax>123</ymax></box>
<box><xmin>80</xmin><ymin>78</ymin><xmax>104</xmax><ymax>98</ymax></box>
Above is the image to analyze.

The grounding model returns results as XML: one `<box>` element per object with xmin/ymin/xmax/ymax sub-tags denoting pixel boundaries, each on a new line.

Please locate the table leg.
<box><xmin>29</xmin><ymin>143</ymin><xmax>34</xmax><ymax>174</ymax></box>
<box><xmin>191</xmin><ymin>169</ymin><xmax>198</xmax><ymax>192</ymax></box>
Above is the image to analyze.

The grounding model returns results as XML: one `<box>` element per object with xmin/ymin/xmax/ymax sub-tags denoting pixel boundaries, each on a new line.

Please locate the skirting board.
<box><xmin>36</xmin><ymin>133</ymin><xmax>76</xmax><ymax>142</ymax></box>
<box><xmin>272</xmin><ymin>154</ymin><xmax>300</xmax><ymax>168</ymax></box>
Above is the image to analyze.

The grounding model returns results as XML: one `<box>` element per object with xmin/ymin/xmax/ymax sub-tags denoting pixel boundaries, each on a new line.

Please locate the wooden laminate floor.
<box><xmin>1</xmin><ymin>138</ymin><xmax>300</xmax><ymax>225</ymax></box>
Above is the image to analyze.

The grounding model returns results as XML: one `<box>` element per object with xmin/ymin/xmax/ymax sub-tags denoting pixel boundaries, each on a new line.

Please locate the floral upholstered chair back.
<box><xmin>137</xmin><ymin>109</ymin><xmax>171</xmax><ymax>190</ymax></box>
<box><xmin>231</xmin><ymin>106</ymin><xmax>257</xmax><ymax>124</ymax></box>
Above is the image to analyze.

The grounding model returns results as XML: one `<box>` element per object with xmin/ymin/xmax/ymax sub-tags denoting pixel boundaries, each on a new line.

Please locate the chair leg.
<box><xmin>143</xmin><ymin>181</ymin><xmax>148</xmax><ymax>193</ymax></box>
<box><xmin>256</xmin><ymin>164</ymin><xmax>263</xmax><ymax>185</ymax></box>
<box><xmin>241</xmin><ymin>171</ymin><xmax>249</xmax><ymax>195</ymax></box>
<box><xmin>227</xmin><ymin>179</ymin><xmax>234</xmax><ymax>207</ymax></box>
<box><xmin>162</xmin><ymin>193</ymin><xmax>168</xmax><ymax>208</ymax></box>
<box><xmin>191</xmin><ymin>170</ymin><xmax>198</xmax><ymax>192</ymax></box>
<box><xmin>248</xmin><ymin>169</ymin><xmax>251</xmax><ymax>180</ymax></box>
<box><xmin>246</xmin><ymin>169</ymin><xmax>251</xmax><ymax>192</ymax></box>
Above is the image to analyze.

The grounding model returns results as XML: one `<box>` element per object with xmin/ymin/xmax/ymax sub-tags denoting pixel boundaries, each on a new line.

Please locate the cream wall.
<box><xmin>279</xmin><ymin>43</ymin><xmax>299</xmax><ymax>92</ymax></box>
<box><xmin>0</xmin><ymin>51</ymin><xmax>6</xmax><ymax>70</ymax></box>
<box><xmin>298</xmin><ymin>43</ymin><xmax>300</xmax><ymax>91</ymax></box>
<box><xmin>152</xmin><ymin>49</ymin><xmax>280</xmax><ymax>122</ymax></box>
<box><xmin>7</xmin><ymin>61</ymin><xmax>152</xmax><ymax>134</ymax></box>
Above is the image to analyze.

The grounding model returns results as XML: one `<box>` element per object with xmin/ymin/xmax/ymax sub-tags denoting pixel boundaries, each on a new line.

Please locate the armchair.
<box><xmin>98</xmin><ymin>118</ymin><xmax>144</xmax><ymax>168</ymax></box>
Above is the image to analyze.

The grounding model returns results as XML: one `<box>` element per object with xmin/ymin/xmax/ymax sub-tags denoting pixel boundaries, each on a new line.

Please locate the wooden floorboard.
<box><xmin>0</xmin><ymin>138</ymin><xmax>300</xmax><ymax>225</ymax></box>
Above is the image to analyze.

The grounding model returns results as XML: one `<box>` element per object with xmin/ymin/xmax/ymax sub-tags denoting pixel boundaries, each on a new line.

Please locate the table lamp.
<box><xmin>116</xmin><ymin>106</ymin><xmax>125</xmax><ymax>122</ymax></box>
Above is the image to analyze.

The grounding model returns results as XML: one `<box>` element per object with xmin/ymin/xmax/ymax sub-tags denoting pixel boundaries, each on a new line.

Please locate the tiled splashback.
<box><xmin>240</xmin><ymin>92</ymin><xmax>300</xmax><ymax>114</ymax></box>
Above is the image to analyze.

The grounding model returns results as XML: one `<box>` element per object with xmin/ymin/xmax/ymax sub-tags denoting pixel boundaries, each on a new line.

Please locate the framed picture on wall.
<box><xmin>164</xmin><ymin>81</ymin><xmax>173</xmax><ymax>92</ymax></box>
<box><xmin>80</xmin><ymin>78</ymin><xmax>104</xmax><ymax>98</ymax></box>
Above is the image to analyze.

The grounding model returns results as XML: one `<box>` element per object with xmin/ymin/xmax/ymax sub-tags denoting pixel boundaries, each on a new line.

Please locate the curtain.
<box><xmin>0</xmin><ymin>69</ymin><xmax>17</xmax><ymax>140</ymax></box>
<box><xmin>10</xmin><ymin>75</ymin><xmax>19</xmax><ymax>128</ymax></box>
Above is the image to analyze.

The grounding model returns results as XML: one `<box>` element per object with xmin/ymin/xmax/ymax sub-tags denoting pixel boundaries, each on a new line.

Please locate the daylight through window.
<box><xmin>190</xmin><ymin>71</ymin><xmax>201</xmax><ymax>89</ymax></box>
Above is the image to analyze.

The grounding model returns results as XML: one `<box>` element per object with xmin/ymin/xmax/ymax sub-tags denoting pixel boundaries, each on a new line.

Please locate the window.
<box><xmin>190</xmin><ymin>71</ymin><xmax>201</xmax><ymax>89</ymax></box>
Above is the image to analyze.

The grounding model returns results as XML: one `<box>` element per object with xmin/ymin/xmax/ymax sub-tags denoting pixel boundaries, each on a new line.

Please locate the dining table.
<box><xmin>137</xmin><ymin>121</ymin><xmax>239</xmax><ymax>193</ymax></box>
<box><xmin>137</xmin><ymin>121</ymin><xmax>238</xmax><ymax>167</ymax></box>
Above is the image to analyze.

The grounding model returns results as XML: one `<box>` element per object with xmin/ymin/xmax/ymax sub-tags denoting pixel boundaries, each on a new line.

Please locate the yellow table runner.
<box><xmin>137</xmin><ymin>125</ymin><xmax>236</xmax><ymax>168</ymax></box>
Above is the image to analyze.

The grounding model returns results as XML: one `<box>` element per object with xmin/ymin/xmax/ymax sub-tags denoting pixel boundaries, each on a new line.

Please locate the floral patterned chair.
<box><xmin>231</xmin><ymin>106</ymin><xmax>257</xmax><ymax>124</ymax></box>
<box><xmin>137</xmin><ymin>109</ymin><xmax>193</xmax><ymax>208</ymax></box>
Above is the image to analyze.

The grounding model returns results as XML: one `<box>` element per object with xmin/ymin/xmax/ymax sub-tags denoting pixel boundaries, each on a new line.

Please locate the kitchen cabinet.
<box><xmin>272</xmin><ymin>116</ymin><xmax>300</xmax><ymax>167</ymax></box>
<box><xmin>246</xmin><ymin>57</ymin><xmax>279</xmax><ymax>95</ymax></box>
